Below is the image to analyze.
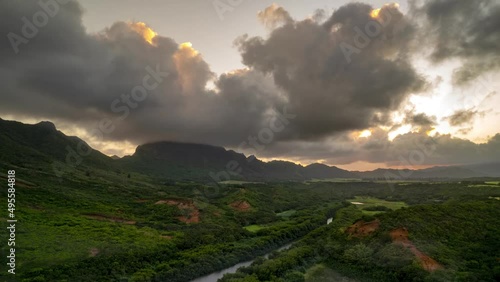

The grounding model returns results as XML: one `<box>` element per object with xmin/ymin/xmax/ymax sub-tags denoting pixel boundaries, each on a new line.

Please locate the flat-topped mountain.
<box><xmin>119</xmin><ymin>141</ymin><xmax>356</xmax><ymax>181</ymax></box>
<box><xmin>1</xmin><ymin>118</ymin><xmax>499</xmax><ymax>181</ymax></box>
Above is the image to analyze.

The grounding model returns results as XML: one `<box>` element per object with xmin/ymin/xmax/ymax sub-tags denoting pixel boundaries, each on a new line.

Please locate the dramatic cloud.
<box><xmin>255</xmin><ymin>130</ymin><xmax>500</xmax><ymax>167</ymax></box>
<box><xmin>237</xmin><ymin>2</ymin><xmax>425</xmax><ymax>141</ymax></box>
<box><xmin>445</xmin><ymin>109</ymin><xmax>481</xmax><ymax>127</ymax></box>
<box><xmin>1</xmin><ymin>0</ymin><xmax>499</xmax><ymax>167</ymax></box>
<box><xmin>405</xmin><ymin>112</ymin><xmax>437</xmax><ymax>127</ymax></box>
<box><xmin>257</xmin><ymin>4</ymin><xmax>293</xmax><ymax>29</ymax></box>
<box><xmin>0</xmin><ymin>0</ymin><xmax>285</xmax><ymax>147</ymax></box>
<box><xmin>412</xmin><ymin>0</ymin><xmax>500</xmax><ymax>85</ymax></box>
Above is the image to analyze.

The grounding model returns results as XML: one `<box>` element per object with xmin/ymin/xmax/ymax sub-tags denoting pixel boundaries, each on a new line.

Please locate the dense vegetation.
<box><xmin>1</xmin><ymin>119</ymin><xmax>500</xmax><ymax>281</ymax></box>
<box><xmin>2</xmin><ymin>159</ymin><xmax>499</xmax><ymax>282</ymax></box>
<box><xmin>220</xmin><ymin>199</ymin><xmax>500</xmax><ymax>282</ymax></box>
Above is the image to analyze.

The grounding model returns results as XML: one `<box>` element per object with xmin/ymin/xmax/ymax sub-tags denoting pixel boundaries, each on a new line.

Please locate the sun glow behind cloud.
<box><xmin>178</xmin><ymin>41</ymin><xmax>199</xmax><ymax>56</ymax></box>
<box><xmin>129</xmin><ymin>22</ymin><xmax>157</xmax><ymax>45</ymax></box>
<box><xmin>359</xmin><ymin>130</ymin><xmax>372</xmax><ymax>138</ymax></box>
<box><xmin>370</xmin><ymin>8</ymin><xmax>381</xmax><ymax>18</ymax></box>
<box><xmin>388</xmin><ymin>124</ymin><xmax>411</xmax><ymax>141</ymax></box>
<box><xmin>179</xmin><ymin>42</ymin><xmax>192</xmax><ymax>48</ymax></box>
<box><xmin>370</xmin><ymin>3</ymin><xmax>399</xmax><ymax>19</ymax></box>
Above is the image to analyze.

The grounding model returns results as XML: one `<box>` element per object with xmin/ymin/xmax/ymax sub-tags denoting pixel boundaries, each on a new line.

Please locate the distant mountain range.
<box><xmin>1</xmin><ymin>118</ymin><xmax>499</xmax><ymax>181</ymax></box>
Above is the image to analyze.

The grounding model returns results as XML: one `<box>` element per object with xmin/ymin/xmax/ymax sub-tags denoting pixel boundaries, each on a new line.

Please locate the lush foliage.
<box><xmin>1</xmin><ymin>150</ymin><xmax>499</xmax><ymax>281</ymax></box>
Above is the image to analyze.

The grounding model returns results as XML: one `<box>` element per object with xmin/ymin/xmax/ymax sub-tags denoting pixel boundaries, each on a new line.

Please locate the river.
<box><xmin>190</xmin><ymin>217</ymin><xmax>334</xmax><ymax>282</ymax></box>
<box><xmin>190</xmin><ymin>243</ymin><xmax>293</xmax><ymax>282</ymax></box>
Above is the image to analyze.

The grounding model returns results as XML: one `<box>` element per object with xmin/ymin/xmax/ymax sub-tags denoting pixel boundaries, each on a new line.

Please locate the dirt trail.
<box><xmin>230</xmin><ymin>200</ymin><xmax>252</xmax><ymax>211</ymax></box>
<box><xmin>390</xmin><ymin>228</ymin><xmax>443</xmax><ymax>272</ymax></box>
<box><xmin>155</xmin><ymin>199</ymin><xmax>200</xmax><ymax>223</ymax></box>
<box><xmin>346</xmin><ymin>219</ymin><xmax>380</xmax><ymax>237</ymax></box>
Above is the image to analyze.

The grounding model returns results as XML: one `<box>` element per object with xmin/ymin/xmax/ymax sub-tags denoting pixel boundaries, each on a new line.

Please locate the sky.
<box><xmin>1</xmin><ymin>0</ymin><xmax>499</xmax><ymax>171</ymax></box>
<box><xmin>79</xmin><ymin>0</ymin><xmax>405</xmax><ymax>77</ymax></box>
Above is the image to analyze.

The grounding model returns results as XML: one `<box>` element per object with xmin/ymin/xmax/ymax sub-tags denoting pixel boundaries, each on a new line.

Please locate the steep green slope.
<box><xmin>0</xmin><ymin>118</ymin><xmax>112</xmax><ymax>173</ymax></box>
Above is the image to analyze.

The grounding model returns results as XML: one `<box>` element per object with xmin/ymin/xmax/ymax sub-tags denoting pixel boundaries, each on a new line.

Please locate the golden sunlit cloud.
<box><xmin>370</xmin><ymin>3</ymin><xmax>400</xmax><ymax>19</ymax></box>
<box><xmin>128</xmin><ymin>22</ymin><xmax>157</xmax><ymax>45</ymax></box>
<box><xmin>224</xmin><ymin>68</ymin><xmax>250</xmax><ymax>76</ymax></box>
<box><xmin>426</xmin><ymin>128</ymin><xmax>437</xmax><ymax>137</ymax></box>
<box><xmin>173</xmin><ymin>42</ymin><xmax>205</xmax><ymax>94</ymax></box>
<box><xmin>388</xmin><ymin>124</ymin><xmax>411</xmax><ymax>141</ymax></box>
<box><xmin>179</xmin><ymin>42</ymin><xmax>192</xmax><ymax>49</ymax></box>
<box><xmin>370</xmin><ymin>8</ymin><xmax>381</xmax><ymax>19</ymax></box>
<box><xmin>178</xmin><ymin>41</ymin><xmax>199</xmax><ymax>56</ymax></box>
<box><xmin>359</xmin><ymin>129</ymin><xmax>372</xmax><ymax>138</ymax></box>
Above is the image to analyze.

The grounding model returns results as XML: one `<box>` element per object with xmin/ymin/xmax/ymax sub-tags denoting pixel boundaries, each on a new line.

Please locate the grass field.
<box><xmin>244</xmin><ymin>225</ymin><xmax>266</xmax><ymax>232</ymax></box>
<box><xmin>276</xmin><ymin>209</ymin><xmax>297</xmax><ymax>218</ymax></box>
<box><xmin>347</xmin><ymin>196</ymin><xmax>408</xmax><ymax>215</ymax></box>
<box><xmin>373</xmin><ymin>180</ymin><xmax>427</xmax><ymax>183</ymax></box>
<box><xmin>219</xmin><ymin>180</ymin><xmax>263</xmax><ymax>185</ymax></box>
<box><xmin>468</xmin><ymin>184</ymin><xmax>500</xmax><ymax>188</ymax></box>
<box><xmin>307</xmin><ymin>178</ymin><xmax>363</xmax><ymax>183</ymax></box>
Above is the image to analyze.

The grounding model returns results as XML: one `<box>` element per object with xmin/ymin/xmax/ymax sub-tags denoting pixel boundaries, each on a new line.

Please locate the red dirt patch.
<box><xmin>230</xmin><ymin>200</ymin><xmax>252</xmax><ymax>211</ymax></box>
<box><xmin>160</xmin><ymin>235</ymin><xmax>173</xmax><ymax>240</ymax></box>
<box><xmin>390</xmin><ymin>228</ymin><xmax>443</xmax><ymax>272</ymax></box>
<box><xmin>155</xmin><ymin>199</ymin><xmax>200</xmax><ymax>223</ymax></box>
<box><xmin>85</xmin><ymin>214</ymin><xmax>136</xmax><ymax>225</ymax></box>
<box><xmin>346</xmin><ymin>219</ymin><xmax>380</xmax><ymax>238</ymax></box>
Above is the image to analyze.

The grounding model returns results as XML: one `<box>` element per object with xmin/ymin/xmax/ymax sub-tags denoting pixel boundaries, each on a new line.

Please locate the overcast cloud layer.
<box><xmin>1</xmin><ymin>0</ymin><xmax>499</xmax><ymax>167</ymax></box>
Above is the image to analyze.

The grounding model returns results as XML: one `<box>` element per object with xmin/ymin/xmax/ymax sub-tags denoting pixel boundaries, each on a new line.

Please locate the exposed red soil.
<box><xmin>179</xmin><ymin>210</ymin><xmax>199</xmax><ymax>223</ymax></box>
<box><xmin>390</xmin><ymin>228</ymin><xmax>443</xmax><ymax>272</ymax></box>
<box><xmin>85</xmin><ymin>213</ymin><xmax>136</xmax><ymax>225</ymax></box>
<box><xmin>346</xmin><ymin>219</ymin><xmax>380</xmax><ymax>238</ymax></box>
<box><xmin>155</xmin><ymin>199</ymin><xmax>200</xmax><ymax>223</ymax></box>
<box><xmin>160</xmin><ymin>235</ymin><xmax>173</xmax><ymax>240</ymax></box>
<box><xmin>229</xmin><ymin>200</ymin><xmax>252</xmax><ymax>211</ymax></box>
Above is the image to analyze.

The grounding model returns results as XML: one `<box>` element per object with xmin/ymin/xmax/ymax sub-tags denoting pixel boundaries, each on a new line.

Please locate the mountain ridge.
<box><xmin>1</xmin><ymin>118</ymin><xmax>499</xmax><ymax>180</ymax></box>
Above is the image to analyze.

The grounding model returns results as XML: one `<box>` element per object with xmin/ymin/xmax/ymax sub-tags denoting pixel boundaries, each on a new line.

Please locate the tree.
<box><xmin>130</xmin><ymin>268</ymin><xmax>156</xmax><ymax>282</ymax></box>
<box><xmin>343</xmin><ymin>243</ymin><xmax>374</xmax><ymax>265</ymax></box>
<box><xmin>283</xmin><ymin>270</ymin><xmax>305</xmax><ymax>282</ymax></box>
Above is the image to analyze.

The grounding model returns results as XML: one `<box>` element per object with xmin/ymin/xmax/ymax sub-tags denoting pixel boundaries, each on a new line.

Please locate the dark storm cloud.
<box><xmin>445</xmin><ymin>109</ymin><xmax>481</xmax><ymax>127</ymax></box>
<box><xmin>413</xmin><ymin>0</ymin><xmax>500</xmax><ymax>85</ymax></box>
<box><xmin>237</xmin><ymin>3</ymin><xmax>425</xmax><ymax>141</ymax></box>
<box><xmin>255</xmin><ymin>130</ymin><xmax>500</xmax><ymax>167</ymax></box>
<box><xmin>0</xmin><ymin>0</ymin><xmax>426</xmax><ymax>148</ymax></box>
<box><xmin>386</xmin><ymin>131</ymin><xmax>500</xmax><ymax>166</ymax></box>
<box><xmin>1</xmin><ymin>1</ymin><xmax>499</xmax><ymax>167</ymax></box>
<box><xmin>0</xmin><ymin>0</ymin><xmax>285</xmax><ymax>147</ymax></box>
<box><xmin>404</xmin><ymin>112</ymin><xmax>437</xmax><ymax>127</ymax></box>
